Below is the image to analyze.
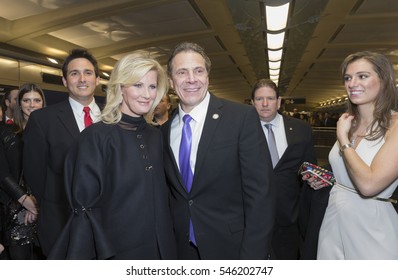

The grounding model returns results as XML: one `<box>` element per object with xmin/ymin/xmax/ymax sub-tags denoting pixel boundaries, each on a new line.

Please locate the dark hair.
<box><xmin>13</xmin><ymin>83</ymin><xmax>46</xmax><ymax>134</ymax></box>
<box><xmin>167</xmin><ymin>42</ymin><xmax>211</xmax><ymax>76</ymax></box>
<box><xmin>164</xmin><ymin>93</ymin><xmax>172</xmax><ymax>115</ymax></box>
<box><xmin>165</xmin><ymin>93</ymin><xmax>171</xmax><ymax>104</ymax></box>
<box><xmin>4</xmin><ymin>87</ymin><xmax>19</xmax><ymax>102</ymax></box>
<box><xmin>2</xmin><ymin>86</ymin><xmax>19</xmax><ymax>122</ymax></box>
<box><xmin>341</xmin><ymin>51</ymin><xmax>397</xmax><ymax>140</ymax></box>
<box><xmin>251</xmin><ymin>78</ymin><xmax>279</xmax><ymax>100</ymax></box>
<box><xmin>62</xmin><ymin>48</ymin><xmax>99</xmax><ymax>78</ymax></box>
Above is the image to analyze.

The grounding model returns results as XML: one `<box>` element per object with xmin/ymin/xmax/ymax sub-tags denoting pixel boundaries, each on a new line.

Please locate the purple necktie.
<box><xmin>179</xmin><ymin>114</ymin><xmax>193</xmax><ymax>192</ymax></box>
<box><xmin>179</xmin><ymin>114</ymin><xmax>196</xmax><ymax>245</ymax></box>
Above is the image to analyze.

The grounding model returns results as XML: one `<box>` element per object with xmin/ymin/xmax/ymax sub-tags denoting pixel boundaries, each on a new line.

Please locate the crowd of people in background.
<box><xmin>0</xmin><ymin>43</ymin><xmax>397</xmax><ymax>260</ymax></box>
<box><xmin>284</xmin><ymin>110</ymin><xmax>341</xmax><ymax>127</ymax></box>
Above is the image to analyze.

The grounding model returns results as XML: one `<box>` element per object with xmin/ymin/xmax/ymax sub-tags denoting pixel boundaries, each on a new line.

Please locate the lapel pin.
<box><xmin>289</xmin><ymin>127</ymin><xmax>293</xmax><ymax>131</ymax></box>
<box><xmin>212</xmin><ymin>114</ymin><xmax>219</xmax><ymax>119</ymax></box>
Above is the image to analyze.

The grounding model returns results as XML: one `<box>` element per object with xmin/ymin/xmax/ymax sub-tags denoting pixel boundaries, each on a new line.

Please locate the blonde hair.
<box><xmin>101</xmin><ymin>51</ymin><xmax>169</xmax><ymax>124</ymax></box>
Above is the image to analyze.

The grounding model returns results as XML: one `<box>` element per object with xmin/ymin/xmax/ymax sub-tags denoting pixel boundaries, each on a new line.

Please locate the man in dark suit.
<box><xmin>23</xmin><ymin>49</ymin><xmax>101</xmax><ymax>256</ymax></box>
<box><xmin>323</xmin><ymin>112</ymin><xmax>337</xmax><ymax>127</ymax></box>
<box><xmin>2</xmin><ymin>87</ymin><xmax>19</xmax><ymax>123</ymax></box>
<box><xmin>251</xmin><ymin>79</ymin><xmax>318</xmax><ymax>259</ymax></box>
<box><xmin>161</xmin><ymin>42</ymin><xmax>275</xmax><ymax>260</ymax></box>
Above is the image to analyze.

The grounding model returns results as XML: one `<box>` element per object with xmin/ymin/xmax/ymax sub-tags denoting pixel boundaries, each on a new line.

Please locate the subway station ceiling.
<box><xmin>0</xmin><ymin>0</ymin><xmax>397</xmax><ymax>110</ymax></box>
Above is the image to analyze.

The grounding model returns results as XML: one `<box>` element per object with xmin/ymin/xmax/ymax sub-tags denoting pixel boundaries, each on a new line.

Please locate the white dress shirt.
<box><xmin>170</xmin><ymin>92</ymin><xmax>210</xmax><ymax>173</ymax></box>
<box><xmin>69</xmin><ymin>97</ymin><xmax>101</xmax><ymax>132</ymax></box>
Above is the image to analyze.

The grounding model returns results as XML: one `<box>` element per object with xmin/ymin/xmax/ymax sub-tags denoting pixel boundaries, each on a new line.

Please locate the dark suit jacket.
<box><xmin>283</xmin><ymin>117</ymin><xmax>331</xmax><ymax>260</ymax></box>
<box><xmin>0</xmin><ymin>124</ymin><xmax>23</xmax><ymax>206</ymax></box>
<box><xmin>162</xmin><ymin>94</ymin><xmax>275</xmax><ymax>260</ymax></box>
<box><xmin>23</xmin><ymin>100</ymin><xmax>80</xmax><ymax>255</ymax></box>
<box><xmin>269</xmin><ymin>115</ymin><xmax>318</xmax><ymax>259</ymax></box>
<box><xmin>324</xmin><ymin>117</ymin><xmax>337</xmax><ymax>127</ymax></box>
<box><xmin>273</xmin><ymin>115</ymin><xmax>317</xmax><ymax>227</ymax></box>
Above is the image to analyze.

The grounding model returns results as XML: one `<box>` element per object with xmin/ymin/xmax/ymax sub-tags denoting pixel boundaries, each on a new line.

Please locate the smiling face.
<box><xmin>344</xmin><ymin>58</ymin><xmax>381</xmax><ymax>106</ymax></box>
<box><xmin>62</xmin><ymin>58</ymin><xmax>100</xmax><ymax>105</ymax></box>
<box><xmin>120</xmin><ymin>70</ymin><xmax>158</xmax><ymax>117</ymax></box>
<box><xmin>20</xmin><ymin>90</ymin><xmax>44</xmax><ymax>120</ymax></box>
<box><xmin>169</xmin><ymin>51</ymin><xmax>209</xmax><ymax>113</ymax></box>
<box><xmin>252</xmin><ymin>86</ymin><xmax>281</xmax><ymax>122</ymax></box>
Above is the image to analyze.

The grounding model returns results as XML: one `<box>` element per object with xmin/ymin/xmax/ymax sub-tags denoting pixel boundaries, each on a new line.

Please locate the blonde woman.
<box><xmin>49</xmin><ymin>52</ymin><xmax>176</xmax><ymax>260</ymax></box>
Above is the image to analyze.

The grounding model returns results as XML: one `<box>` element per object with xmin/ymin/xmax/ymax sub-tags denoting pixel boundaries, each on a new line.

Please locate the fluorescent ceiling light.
<box><xmin>266</xmin><ymin>3</ymin><xmax>290</xmax><ymax>32</ymax></box>
<box><xmin>266</xmin><ymin>32</ymin><xmax>285</xmax><ymax>50</ymax></box>
<box><xmin>47</xmin><ymin>57</ymin><xmax>58</xmax><ymax>64</ymax></box>
<box><xmin>268</xmin><ymin>49</ymin><xmax>283</xmax><ymax>61</ymax></box>
<box><xmin>270</xmin><ymin>74</ymin><xmax>279</xmax><ymax>82</ymax></box>
<box><xmin>102</xmin><ymin>72</ymin><xmax>110</xmax><ymax>77</ymax></box>
<box><xmin>268</xmin><ymin>60</ymin><xmax>281</xmax><ymax>70</ymax></box>
<box><xmin>269</xmin><ymin>69</ymin><xmax>280</xmax><ymax>76</ymax></box>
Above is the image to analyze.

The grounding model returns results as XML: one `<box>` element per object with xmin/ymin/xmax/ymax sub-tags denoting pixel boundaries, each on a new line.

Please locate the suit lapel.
<box><xmin>193</xmin><ymin>95</ymin><xmax>222</xmax><ymax>183</ymax></box>
<box><xmin>167</xmin><ymin>95</ymin><xmax>222</xmax><ymax>195</ymax></box>
<box><xmin>57</xmin><ymin>101</ymin><xmax>80</xmax><ymax>139</ymax></box>
<box><xmin>165</xmin><ymin>110</ymin><xmax>189</xmax><ymax>196</ymax></box>
<box><xmin>283</xmin><ymin>115</ymin><xmax>295</xmax><ymax>147</ymax></box>
<box><xmin>276</xmin><ymin>115</ymin><xmax>295</xmax><ymax>165</ymax></box>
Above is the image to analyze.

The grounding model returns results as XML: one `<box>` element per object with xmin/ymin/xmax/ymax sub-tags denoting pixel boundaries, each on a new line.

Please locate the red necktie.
<box><xmin>6</xmin><ymin>119</ymin><xmax>13</xmax><ymax>124</ymax></box>
<box><xmin>83</xmin><ymin>106</ymin><xmax>93</xmax><ymax>127</ymax></box>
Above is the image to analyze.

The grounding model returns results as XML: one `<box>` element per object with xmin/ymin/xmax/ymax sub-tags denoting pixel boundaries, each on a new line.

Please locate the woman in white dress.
<box><xmin>304</xmin><ymin>51</ymin><xmax>398</xmax><ymax>259</ymax></box>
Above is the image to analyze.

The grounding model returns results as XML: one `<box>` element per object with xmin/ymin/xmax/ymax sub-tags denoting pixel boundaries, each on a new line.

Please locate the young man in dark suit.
<box><xmin>2</xmin><ymin>87</ymin><xmax>19</xmax><ymax>123</ymax></box>
<box><xmin>161</xmin><ymin>42</ymin><xmax>275</xmax><ymax>260</ymax></box>
<box><xmin>251</xmin><ymin>78</ymin><xmax>320</xmax><ymax>259</ymax></box>
<box><xmin>23</xmin><ymin>49</ymin><xmax>101</xmax><ymax>257</ymax></box>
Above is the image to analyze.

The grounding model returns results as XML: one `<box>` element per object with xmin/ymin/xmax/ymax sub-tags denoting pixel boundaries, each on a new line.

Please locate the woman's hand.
<box><xmin>24</xmin><ymin>210</ymin><xmax>37</xmax><ymax>225</ymax></box>
<box><xmin>18</xmin><ymin>194</ymin><xmax>39</xmax><ymax>215</ymax></box>
<box><xmin>18</xmin><ymin>194</ymin><xmax>39</xmax><ymax>224</ymax></box>
<box><xmin>337</xmin><ymin>113</ymin><xmax>355</xmax><ymax>145</ymax></box>
<box><xmin>302</xmin><ymin>173</ymin><xmax>330</xmax><ymax>190</ymax></box>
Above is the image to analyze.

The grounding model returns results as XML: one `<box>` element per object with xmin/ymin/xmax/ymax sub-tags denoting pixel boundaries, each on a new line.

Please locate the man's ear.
<box><xmin>95</xmin><ymin>76</ymin><xmax>100</xmax><ymax>86</ymax></box>
<box><xmin>62</xmin><ymin>77</ymin><xmax>67</xmax><ymax>88</ymax></box>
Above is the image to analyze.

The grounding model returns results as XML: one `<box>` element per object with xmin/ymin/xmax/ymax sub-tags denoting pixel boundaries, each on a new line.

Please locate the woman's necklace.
<box><xmin>350</xmin><ymin>125</ymin><xmax>369</xmax><ymax>146</ymax></box>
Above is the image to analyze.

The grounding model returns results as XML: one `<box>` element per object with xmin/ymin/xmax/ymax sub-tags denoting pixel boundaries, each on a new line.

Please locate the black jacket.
<box><xmin>0</xmin><ymin>124</ymin><xmax>25</xmax><ymax>204</ymax></box>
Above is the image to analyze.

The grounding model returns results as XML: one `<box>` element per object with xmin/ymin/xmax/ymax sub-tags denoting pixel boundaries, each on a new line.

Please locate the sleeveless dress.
<box><xmin>318</xmin><ymin>137</ymin><xmax>398</xmax><ymax>259</ymax></box>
